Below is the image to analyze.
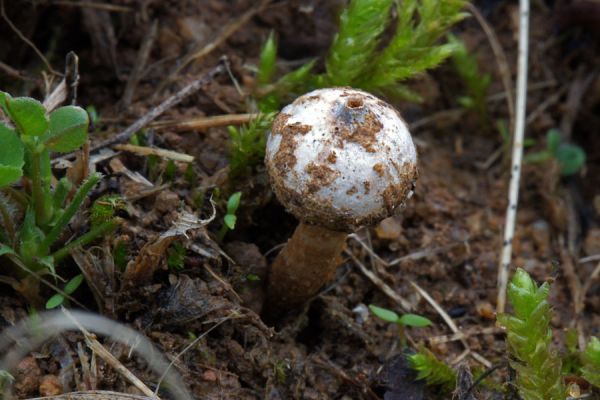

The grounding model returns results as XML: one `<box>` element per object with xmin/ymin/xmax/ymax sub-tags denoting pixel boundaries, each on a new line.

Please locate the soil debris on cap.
<box><xmin>271</xmin><ymin>113</ymin><xmax>313</xmax><ymax>171</ymax></box>
<box><xmin>305</xmin><ymin>162</ymin><xmax>339</xmax><ymax>194</ymax></box>
<box><xmin>373</xmin><ymin>163</ymin><xmax>385</xmax><ymax>177</ymax></box>
<box><xmin>334</xmin><ymin>107</ymin><xmax>383</xmax><ymax>153</ymax></box>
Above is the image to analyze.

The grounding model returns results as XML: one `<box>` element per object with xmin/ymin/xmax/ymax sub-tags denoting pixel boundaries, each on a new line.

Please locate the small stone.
<box><xmin>202</xmin><ymin>370</ymin><xmax>218</xmax><ymax>382</ymax></box>
<box><xmin>39</xmin><ymin>375</ymin><xmax>63</xmax><ymax>397</ymax></box>
<box><xmin>375</xmin><ymin>217</ymin><xmax>403</xmax><ymax>240</ymax></box>
<box><xmin>14</xmin><ymin>356</ymin><xmax>41</xmax><ymax>398</ymax></box>
<box><xmin>476</xmin><ymin>301</ymin><xmax>495</xmax><ymax>320</ymax></box>
<box><xmin>154</xmin><ymin>190</ymin><xmax>180</xmax><ymax>213</ymax></box>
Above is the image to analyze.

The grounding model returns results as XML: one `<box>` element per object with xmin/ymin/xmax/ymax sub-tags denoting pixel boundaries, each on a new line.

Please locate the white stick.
<box><xmin>497</xmin><ymin>0</ymin><xmax>530</xmax><ymax>313</ymax></box>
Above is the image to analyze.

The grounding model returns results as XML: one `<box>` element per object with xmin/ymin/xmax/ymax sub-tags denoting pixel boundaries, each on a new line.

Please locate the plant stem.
<box><xmin>41</xmin><ymin>173</ymin><xmax>101</xmax><ymax>250</ymax></box>
<box><xmin>30</xmin><ymin>149</ymin><xmax>47</xmax><ymax>225</ymax></box>
<box><xmin>0</xmin><ymin>195</ymin><xmax>16</xmax><ymax>246</ymax></box>
<box><xmin>52</xmin><ymin>219</ymin><xmax>117</xmax><ymax>262</ymax></box>
<box><xmin>217</xmin><ymin>223</ymin><xmax>229</xmax><ymax>242</ymax></box>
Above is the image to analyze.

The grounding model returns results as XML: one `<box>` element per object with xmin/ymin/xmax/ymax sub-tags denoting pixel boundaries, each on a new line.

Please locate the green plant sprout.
<box><xmin>228</xmin><ymin>112</ymin><xmax>276</xmax><ymax>178</ymax></box>
<box><xmin>230</xmin><ymin>0</ymin><xmax>468</xmax><ymax>177</ymax></box>
<box><xmin>0</xmin><ymin>91</ymin><xmax>117</xmax><ymax>303</ymax></box>
<box><xmin>409</xmin><ymin>345</ymin><xmax>456</xmax><ymax>391</ymax></box>
<box><xmin>167</xmin><ymin>241</ymin><xmax>186</xmax><ymax>270</ymax></box>
<box><xmin>496</xmin><ymin>268</ymin><xmax>565</xmax><ymax>400</ymax></box>
<box><xmin>45</xmin><ymin>273</ymin><xmax>83</xmax><ymax>309</ymax></box>
<box><xmin>369</xmin><ymin>304</ymin><xmax>432</xmax><ymax>347</ymax></box>
<box><xmin>525</xmin><ymin>129</ymin><xmax>586</xmax><ymax>176</ymax></box>
<box><xmin>581</xmin><ymin>337</ymin><xmax>600</xmax><ymax>388</ymax></box>
<box><xmin>448</xmin><ymin>33</ymin><xmax>491</xmax><ymax>117</ymax></box>
<box><xmin>259</xmin><ymin>0</ymin><xmax>468</xmax><ymax>108</ymax></box>
<box><xmin>218</xmin><ymin>191</ymin><xmax>242</xmax><ymax>241</ymax></box>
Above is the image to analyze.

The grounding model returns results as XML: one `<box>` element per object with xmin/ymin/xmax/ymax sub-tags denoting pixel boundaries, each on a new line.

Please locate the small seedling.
<box><xmin>582</xmin><ymin>337</ymin><xmax>600</xmax><ymax>388</ymax></box>
<box><xmin>167</xmin><ymin>241</ymin><xmax>186</xmax><ymax>270</ymax></box>
<box><xmin>496</xmin><ymin>268</ymin><xmax>565</xmax><ymax>399</ymax></box>
<box><xmin>218</xmin><ymin>191</ymin><xmax>242</xmax><ymax>241</ymax></box>
<box><xmin>409</xmin><ymin>345</ymin><xmax>456</xmax><ymax>391</ymax></box>
<box><xmin>0</xmin><ymin>91</ymin><xmax>117</xmax><ymax>303</ymax></box>
<box><xmin>227</xmin><ymin>113</ymin><xmax>276</xmax><ymax>178</ymax></box>
<box><xmin>369</xmin><ymin>304</ymin><xmax>432</xmax><ymax>347</ymax></box>
<box><xmin>525</xmin><ymin>128</ymin><xmax>586</xmax><ymax>176</ymax></box>
<box><xmin>45</xmin><ymin>273</ymin><xmax>84</xmax><ymax>309</ymax></box>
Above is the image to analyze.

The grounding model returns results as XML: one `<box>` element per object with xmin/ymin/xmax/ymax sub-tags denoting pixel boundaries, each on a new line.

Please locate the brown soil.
<box><xmin>1</xmin><ymin>1</ymin><xmax>600</xmax><ymax>399</ymax></box>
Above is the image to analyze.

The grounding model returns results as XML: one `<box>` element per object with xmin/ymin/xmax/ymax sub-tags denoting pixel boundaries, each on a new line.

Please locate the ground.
<box><xmin>1</xmin><ymin>0</ymin><xmax>599</xmax><ymax>399</ymax></box>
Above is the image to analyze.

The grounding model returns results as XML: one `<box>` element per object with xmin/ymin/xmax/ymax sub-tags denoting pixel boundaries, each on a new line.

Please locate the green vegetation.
<box><xmin>167</xmin><ymin>241</ymin><xmax>186</xmax><ymax>270</ymax></box>
<box><xmin>448</xmin><ymin>33</ymin><xmax>491</xmax><ymax>117</ymax></box>
<box><xmin>496</xmin><ymin>268</ymin><xmax>565</xmax><ymax>399</ymax></box>
<box><xmin>218</xmin><ymin>191</ymin><xmax>242</xmax><ymax>241</ymax></box>
<box><xmin>409</xmin><ymin>346</ymin><xmax>456</xmax><ymax>391</ymax></box>
<box><xmin>581</xmin><ymin>337</ymin><xmax>600</xmax><ymax>388</ymax></box>
<box><xmin>230</xmin><ymin>0</ymin><xmax>468</xmax><ymax>177</ymax></box>
<box><xmin>0</xmin><ymin>91</ymin><xmax>117</xmax><ymax>303</ymax></box>
<box><xmin>369</xmin><ymin>304</ymin><xmax>432</xmax><ymax>347</ymax></box>
<box><xmin>45</xmin><ymin>273</ymin><xmax>84</xmax><ymax>309</ymax></box>
<box><xmin>228</xmin><ymin>112</ymin><xmax>276</xmax><ymax>178</ymax></box>
<box><xmin>525</xmin><ymin>129</ymin><xmax>586</xmax><ymax>176</ymax></box>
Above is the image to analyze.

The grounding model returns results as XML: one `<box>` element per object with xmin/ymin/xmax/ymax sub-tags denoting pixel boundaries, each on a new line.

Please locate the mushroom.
<box><xmin>263</xmin><ymin>87</ymin><xmax>418</xmax><ymax>316</ymax></box>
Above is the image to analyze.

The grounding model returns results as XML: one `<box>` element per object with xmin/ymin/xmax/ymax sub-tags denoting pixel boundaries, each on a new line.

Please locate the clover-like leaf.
<box><xmin>0</xmin><ymin>123</ymin><xmax>24</xmax><ymax>187</ymax></box>
<box><xmin>5</xmin><ymin>96</ymin><xmax>48</xmax><ymax>136</ymax></box>
<box><xmin>44</xmin><ymin>106</ymin><xmax>89</xmax><ymax>152</ymax></box>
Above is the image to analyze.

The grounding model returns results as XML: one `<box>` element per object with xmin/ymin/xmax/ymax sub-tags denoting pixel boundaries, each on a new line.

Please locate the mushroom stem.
<box><xmin>265</xmin><ymin>222</ymin><xmax>347</xmax><ymax>315</ymax></box>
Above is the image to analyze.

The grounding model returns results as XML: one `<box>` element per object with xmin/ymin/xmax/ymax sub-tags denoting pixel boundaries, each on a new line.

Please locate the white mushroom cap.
<box><xmin>265</xmin><ymin>87</ymin><xmax>417</xmax><ymax>232</ymax></box>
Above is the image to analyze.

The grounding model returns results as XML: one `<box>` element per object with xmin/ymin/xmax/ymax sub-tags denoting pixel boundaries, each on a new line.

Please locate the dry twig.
<box><xmin>28</xmin><ymin>391</ymin><xmax>152</xmax><ymax>400</ymax></box>
<box><xmin>113</xmin><ymin>144</ymin><xmax>194</xmax><ymax>163</ymax></box>
<box><xmin>152</xmin><ymin>113</ymin><xmax>257</xmax><ymax>131</ymax></box>
<box><xmin>497</xmin><ymin>0</ymin><xmax>530</xmax><ymax>313</ymax></box>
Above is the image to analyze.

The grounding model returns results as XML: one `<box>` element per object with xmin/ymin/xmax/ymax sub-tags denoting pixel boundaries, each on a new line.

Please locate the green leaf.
<box><xmin>398</xmin><ymin>313</ymin><xmax>433</xmax><ymax>327</ymax></box>
<box><xmin>224</xmin><ymin>214</ymin><xmax>237</xmax><ymax>230</ymax></box>
<box><xmin>0</xmin><ymin>91</ymin><xmax>9</xmax><ymax>114</ymax></box>
<box><xmin>369</xmin><ymin>304</ymin><xmax>399</xmax><ymax>323</ymax></box>
<box><xmin>0</xmin><ymin>123</ymin><xmax>24</xmax><ymax>187</ymax></box>
<box><xmin>37</xmin><ymin>256</ymin><xmax>57</xmax><ymax>277</ymax></box>
<box><xmin>45</xmin><ymin>294</ymin><xmax>65</xmax><ymax>309</ymax></box>
<box><xmin>0</xmin><ymin>244</ymin><xmax>16</xmax><ymax>256</ymax></box>
<box><xmin>555</xmin><ymin>143</ymin><xmax>585</xmax><ymax>176</ymax></box>
<box><xmin>64</xmin><ymin>274</ymin><xmax>84</xmax><ymax>294</ymax></box>
<box><xmin>227</xmin><ymin>192</ymin><xmax>242</xmax><ymax>214</ymax></box>
<box><xmin>258</xmin><ymin>31</ymin><xmax>277</xmax><ymax>85</ymax></box>
<box><xmin>546</xmin><ymin>129</ymin><xmax>561</xmax><ymax>154</ymax></box>
<box><xmin>43</xmin><ymin>106</ymin><xmax>89</xmax><ymax>152</ymax></box>
<box><xmin>5</xmin><ymin>96</ymin><xmax>48</xmax><ymax>136</ymax></box>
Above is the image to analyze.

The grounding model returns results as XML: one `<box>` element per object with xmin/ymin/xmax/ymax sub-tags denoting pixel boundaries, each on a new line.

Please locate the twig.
<box><xmin>61</xmin><ymin>308</ymin><xmax>159</xmax><ymax>399</ymax></box>
<box><xmin>51</xmin><ymin>1</ymin><xmax>134</xmax><ymax>12</ymax></box>
<box><xmin>496</xmin><ymin>0</ymin><xmax>530</xmax><ymax>313</ymax></box>
<box><xmin>467</xmin><ymin>3</ymin><xmax>515</xmax><ymax>129</ymax></box>
<box><xmin>409</xmin><ymin>281</ymin><xmax>492</xmax><ymax>368</ymax></box>
<box><xmin>0</xmin><ymin>60</ymin><xmax>30</xmax><ymax>80</ymax></box>
<box><xmin>346</xmin><ymin>250</ymin><xmax>413</xmax><ymax>312</ymax></box>
<box><xmin>113</xmin><ymin>144</ymin><xmax>194</xmax><ymax>163</ymax></box>
<box><xmin>27</xmin><ymin>391</ymin><xmax>152</xmax><ymax>400</ymax></box>
<box><xmin>154</xmin><ymin>315</ymin><xmax>233</xmax><ymax>395</ymax></box>
<box><xmin>121</xmin><ymin>20</ymin><xmax>158</xmax><ymax>108</ymax></box>
<box><xmin>50</xmin><ymin>62</ymin><xmax>226</xmax><ymax>166</ymax></box>
<box><xmin>152</xmin><ymin>113</ymin><xmax>257</xmax><ymax>131</ymax></box>
<box><xmin>0</xmin><ymin>0</ymin><xmax>60</xmax><ymax>76</ymax></box>
<box><xmin>156</xmin><ymin>0</ymin><xmax>270</xmax><ymax>94</ymax></box>
<box><xmin>93</xmin><ymin>63</ymin><xmax>225</xmax><ymax>152</ymax></box>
